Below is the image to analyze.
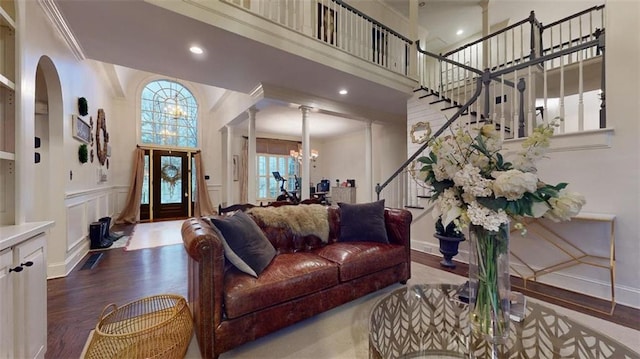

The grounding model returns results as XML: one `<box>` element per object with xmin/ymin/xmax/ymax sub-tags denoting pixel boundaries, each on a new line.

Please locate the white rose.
<box><xmin>543</xmin><ymin>190</ymin><xmax>586</xmax><ymax>222</ymax></box>
<box><xmin>492</xmin><ymin>170</ymin><xmax>538</xmax><ymax>200</ymax></box>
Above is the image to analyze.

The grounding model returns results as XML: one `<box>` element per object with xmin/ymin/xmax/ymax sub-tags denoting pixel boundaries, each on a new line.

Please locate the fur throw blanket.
<box><xmin>247</xmin><ymin>204</ymin><xmax>329</xmax><ymax>243</ymax></box>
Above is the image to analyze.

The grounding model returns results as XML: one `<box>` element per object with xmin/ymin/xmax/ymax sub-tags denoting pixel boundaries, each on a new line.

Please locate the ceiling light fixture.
<box><xmin>456</xmin><ymin>29</ymin><xmax>464</xmax><ymax>36</ymax></box>
<box><xmin>339</xmin><ymin>89</ymin><xmax>348</xmax><ymax>95</ymax></box>
<box><xmin>164</xmin><ymin>93</ymin><xmax>186</xmax><ymax>119</ymax></box>
<box><xmin>290</xmin><ymin>149</ymin><xmax>319</xmax><ymax>163</ymax></box>
<box><xmin>189</xmin><ymin>46</ymin><xmax>204</xmax><ymax>54</ymax></box>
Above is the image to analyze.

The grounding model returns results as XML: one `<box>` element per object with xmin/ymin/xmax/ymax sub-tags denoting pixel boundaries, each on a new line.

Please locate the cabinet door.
<box><xmin>13</xmin><ymin>234</ymin><xmax>47</xmax><ymax>359</ymax></box>
<box><xmin>0</xmin><ymin>248</ymin><xmax>13</xmax><ymax>359</ymax></box>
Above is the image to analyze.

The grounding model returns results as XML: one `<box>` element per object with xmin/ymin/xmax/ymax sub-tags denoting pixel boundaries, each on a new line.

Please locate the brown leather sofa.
<box><xmin>181</xmin><ymin>206</ymin><xmax>412</xmax><ymax>359</ymax></box>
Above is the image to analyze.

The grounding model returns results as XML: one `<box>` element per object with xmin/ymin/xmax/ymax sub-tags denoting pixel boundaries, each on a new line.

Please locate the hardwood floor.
<box><xmin>46</xmin><ymin>231</ymin><xmax>640</xmax><ymax>359</ymax></box>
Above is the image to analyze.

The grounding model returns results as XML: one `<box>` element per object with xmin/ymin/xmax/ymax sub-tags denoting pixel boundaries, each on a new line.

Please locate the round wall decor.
<box><xmin>95</xmin><ymin>109</ymin><xmax>109</xmax><ymax>166</ymax></box>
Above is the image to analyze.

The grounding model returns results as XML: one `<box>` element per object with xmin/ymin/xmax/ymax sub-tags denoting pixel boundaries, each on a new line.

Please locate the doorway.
<box><xmin>140</xmin><ymin>149</ymin><xmax>194</xmax><ymax>221</ymax></box>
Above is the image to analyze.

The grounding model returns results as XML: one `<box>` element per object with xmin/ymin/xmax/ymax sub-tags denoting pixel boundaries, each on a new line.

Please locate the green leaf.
<box><xmin>432</xmin><ymin>180</ymin><xmax>454</xmax><ymax>193</ymax></box>
<box><xmin>417</xmin><ymin>156</ymin><xmax>431</xmax><ymax>164</ymax></box>
<box><xmin>554</xmin><ymin>182</ymin><xmax>568</xmax><ymax>191</ymax></box>
<box><xmin>477</xmin><ymin>196</ymin><xmax>508</xmax><ymax>212</ymax></box>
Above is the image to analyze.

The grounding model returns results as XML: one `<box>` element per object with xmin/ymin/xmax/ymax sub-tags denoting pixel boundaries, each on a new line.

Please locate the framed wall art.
<box><xmin>233</xmin><ymin>155</ymin><xmax>239</xmax><ymax>181</ymax></box>
<box><xmin>72</xmin><ymin>115</ymin><xmax>91</xmax><ymax>144</ymax></box>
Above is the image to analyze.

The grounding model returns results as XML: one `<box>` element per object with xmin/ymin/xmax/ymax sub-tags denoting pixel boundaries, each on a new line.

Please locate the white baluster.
<box><xmin>543</xmin><ymin>56</ymin><xmax>548</xmax><ymax>124</ymax></box>
<box><xmin>559</xmin><ymin>25</ymin><xmax>565</xmax><ymax>133</ymax></box>
<box><xmin>527</xmin><ymin>65</ymin><xmax>533</xmax><ymax>134</ymax></box>
<box><xmin>513</xmin><ymin>69</ymin><xmax>519</xmax><ymax>139</ymax></box>
<box><xmin>578</xmin><ymin>16</ymin><xmax>584</xmax><ymax>131</ymax></box>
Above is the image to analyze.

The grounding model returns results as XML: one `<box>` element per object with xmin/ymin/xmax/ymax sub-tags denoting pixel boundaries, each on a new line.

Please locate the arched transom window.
<box><xmin>140</xmin><ymin>80</ymin><xmax>198</xmax><ymax>148</ymax></box>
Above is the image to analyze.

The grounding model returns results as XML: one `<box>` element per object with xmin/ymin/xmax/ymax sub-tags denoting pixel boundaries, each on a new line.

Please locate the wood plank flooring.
<box><xmin>46</xmin><ymin>228</ymin><xmax>640</xmax><ymax>359</ymax></box>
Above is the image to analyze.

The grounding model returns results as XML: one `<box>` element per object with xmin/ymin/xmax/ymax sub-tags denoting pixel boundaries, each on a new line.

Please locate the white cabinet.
<box><xmin>0</xmin><ymin>247</ymin><xmax>14</xmax><ymax>358</ymax></box>
<box><xmin>0</xmin><ymin>233</ymin><xmax>47</xmax><ymax>359</ymax></box>
<box><xmin>331</xmin><ymin>187</ymin><xmax>356</xmax><ymax>204</ymax></box>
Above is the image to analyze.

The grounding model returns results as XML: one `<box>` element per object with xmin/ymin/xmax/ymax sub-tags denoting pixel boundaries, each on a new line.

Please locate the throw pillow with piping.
<box><xmin>338</xmin><ymin>199</ymin><xmax>389</xmax><ymax>244</ymax></box>
<box><xmin>211</xmin><ymin>211</ymin><xmax>276</xmax><ymax>277</ymax></box>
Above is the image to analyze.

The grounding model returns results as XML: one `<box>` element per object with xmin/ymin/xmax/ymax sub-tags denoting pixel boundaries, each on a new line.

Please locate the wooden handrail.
<box><xmin>332</xmin><ymin>0</ymin><xmax>413</xmax><ymax>44</ymax></box>
<box><xmin>376</xmin><ymin>76</ymin><xmax>484</xmax><ymax>197</ymax></box>
<box><xmin>541</xmin><ymin>4</ymin><xmax>605</xmax><ymax>30</ymax></box>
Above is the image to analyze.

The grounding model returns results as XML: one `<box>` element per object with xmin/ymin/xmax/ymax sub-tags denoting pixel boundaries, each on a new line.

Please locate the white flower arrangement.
<box><xmin>418</xmin><ymin>119</ymin><xmax>586</xmax><ymax>233</ymax></box>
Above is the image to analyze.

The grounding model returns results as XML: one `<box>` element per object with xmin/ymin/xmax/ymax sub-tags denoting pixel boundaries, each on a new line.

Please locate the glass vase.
<box><xmin>468</xmin><ymin>223</ymin><xmax>511</xmax><ymax>343</ymax></box>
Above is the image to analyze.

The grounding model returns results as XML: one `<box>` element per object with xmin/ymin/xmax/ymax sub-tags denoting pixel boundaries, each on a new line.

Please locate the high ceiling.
<box><xmin>52</xmin><ymin>0</ymin><xmax>410</xmax><ymax>139</ymax></box>
<box><xmin>51</xmin><ymin>0</ymin><xmax>603</xmax><ymax>140</ymax></box>
<box><xmin>384</xmin><ymin>0</ymin><xmax>603</xmax><ymax>52</ymax></box>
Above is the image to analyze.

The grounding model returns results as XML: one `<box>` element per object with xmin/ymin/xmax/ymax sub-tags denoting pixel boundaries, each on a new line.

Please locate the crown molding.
<box><xmin>38</xmin><ymin>0</ymin><xmax>86</xmax><ymax>61</ymax></box>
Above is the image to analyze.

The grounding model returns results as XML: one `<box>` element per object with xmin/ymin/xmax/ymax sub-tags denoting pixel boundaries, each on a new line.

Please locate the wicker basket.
<box><xmin>85</xmin><ymin>294</ymin><xmax>193</xmax><ymax>359</ymax></box>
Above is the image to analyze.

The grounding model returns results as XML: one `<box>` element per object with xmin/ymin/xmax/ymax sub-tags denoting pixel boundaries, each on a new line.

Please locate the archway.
<box><xmin>32</xmin><ymin>56</ymin><xmax>66</xmax><ymax>274</ymax></box>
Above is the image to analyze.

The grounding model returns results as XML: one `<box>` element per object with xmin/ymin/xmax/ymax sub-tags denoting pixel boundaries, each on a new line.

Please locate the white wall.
<box><xmin>409</xmin><ymin>0</ymin><xmax>640</xmax><ymax>308</ymax></box>
<box><xmin>20</xmin><ymin>2</ymin><xmax>117</xmax><ymax>277</ymax></box>
<box><xmin>319</xmin><ymin>121</ymin><xmax>406</xmax><ymax>204</ymax></box>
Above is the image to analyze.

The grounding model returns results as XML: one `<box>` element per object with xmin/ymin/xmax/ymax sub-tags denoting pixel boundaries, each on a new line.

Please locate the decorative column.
<box><xmin>247</xmin><ymin>107</ymin><xmax>258</xmax><ymax>204</ymax></box>
<box><xmin>299</xmin><ymin>106</ymin><xmax>311</xmax><ymax>201</ymax></box>
<box><xmin>364</xmin><ymin>121</ymin><xmax>373</xmax><ymax>202</ymax></box>
<box><xmin>225</xmin><ymin>125</ymin><xmax>234</xmax><ymax>207</ymax></box>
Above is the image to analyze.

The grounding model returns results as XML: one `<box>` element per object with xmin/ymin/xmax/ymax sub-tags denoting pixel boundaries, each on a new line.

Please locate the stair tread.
<box><xmin>405</xmin><ymin>205</ymin><xmax>425</xmax><ymax>210</ymax></box>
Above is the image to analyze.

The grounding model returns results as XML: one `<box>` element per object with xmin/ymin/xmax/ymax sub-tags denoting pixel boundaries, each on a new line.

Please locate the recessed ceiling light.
<box><xmin>339</xmin><ymin>89</ymin><xmax>348</xmax><ymax>95</ymax></box>
<box><xmin>456</xmin><ymin>29</ymin><xmax>464</xmax><ymax>36</ymax></box>
<box><xmin>189</xmin><ymin>46</ymin><xmax>204</xmax><ymax>54</ymax></box>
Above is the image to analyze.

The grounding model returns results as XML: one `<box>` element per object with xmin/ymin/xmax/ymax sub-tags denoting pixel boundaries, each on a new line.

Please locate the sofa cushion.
<box><xmin>338</xmin><ymin>200</ymin><xmax>389</xmax><ymax>244</ymax></box>
<box><xmin>314</xmin><ymin>242</ymin><xmax>406</xmax><ymax>282</ymax></box>
<box><xmin>224</xmin><ymin>253</ymin><xmax>339</xmax><ymax>319</ymax></box>
<box><xmin>211</xmin><ymin>211</ymin><xmax>276</xmax><ymax>277</ymax></box>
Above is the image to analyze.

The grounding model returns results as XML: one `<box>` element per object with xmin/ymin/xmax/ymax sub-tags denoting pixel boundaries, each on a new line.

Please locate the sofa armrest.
<box><xmin>384</xmin><ymin>208</ymin><xmax>413</xmax><ymax>281</ymax></box>
<box><xmin>182</xmin><ymin>217</ymin><xmax>226</xmax><ymax>359</ymax></box>
<box><xmin>384</xmin><ymin>208</ymin><xmax>412</xmax><ymax>247</ymax></box>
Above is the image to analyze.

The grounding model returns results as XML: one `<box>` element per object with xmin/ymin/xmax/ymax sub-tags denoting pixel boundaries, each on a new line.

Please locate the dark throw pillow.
<box><xmin>211</xmin><ymin>211</ymin><xmax>276</xmax><ymax>277</ymax></box>
<box><xmin>338</xmin><ymin>200</ymin><xmax>389</xmax><ymax>244</ymax></box>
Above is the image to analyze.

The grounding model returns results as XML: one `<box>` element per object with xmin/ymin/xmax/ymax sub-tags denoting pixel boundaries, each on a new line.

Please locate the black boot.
<box><xmin>100</xmin><ymin>221</ymin><xmax>114</xmax><ymax>247</ymax></box>
<box><xmin>99</xmin><ymin>217</ymin><xmax>124</xmax><ymax>241</ymax></box>
<box><xmin>89</xmin><ymin>222</ymin><xmax>112</xmax><ymax>249</ymax></box>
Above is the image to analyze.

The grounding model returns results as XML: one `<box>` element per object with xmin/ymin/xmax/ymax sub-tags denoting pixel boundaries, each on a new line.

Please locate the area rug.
<box><xmin>79</xmin><ymin>261</ymin><xmax>640</xmax><ymax>358</ymax></box>
<box><xmin>124</xmin><ymin>220</ymin><xmax>184</xmax><ymax>251</ymax></box>
<box><xmin>88</xmin><ymin>236</ymin><xmax>130</xmax><ymax>252</ymax></box>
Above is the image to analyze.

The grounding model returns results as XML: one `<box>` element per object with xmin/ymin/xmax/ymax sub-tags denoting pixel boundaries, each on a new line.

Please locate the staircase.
<box><xmin>377</xmin><ymin>5</ymin><xmax>606</xmax><ymax>211</ymax></box>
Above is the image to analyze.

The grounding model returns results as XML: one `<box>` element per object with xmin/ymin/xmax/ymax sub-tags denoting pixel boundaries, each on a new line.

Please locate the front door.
<box><xmin>140</xmin><ymin>149</ymin><xmax>191</xmax><ymax>221</ymax></box>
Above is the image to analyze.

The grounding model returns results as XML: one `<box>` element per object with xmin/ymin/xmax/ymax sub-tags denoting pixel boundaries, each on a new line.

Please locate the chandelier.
<box><xmin>164</xmin><ymin>93</ymin><xmax>186</xmax><ymax>119</ymax></box>
<box><xmin>290</xmin><ymin>149</ymin><xmax>319</xmax><ymax>163</ymax></box>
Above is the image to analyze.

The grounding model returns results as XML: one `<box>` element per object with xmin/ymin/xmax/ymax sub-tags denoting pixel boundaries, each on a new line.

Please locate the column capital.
<box><xmin>299</xmin><ymin>105</ymin><xmax>312</xmax><ymax>114</ymax></box>
<box><xmin>247</xmin><ymin>106</ymin><xmax>259</xmax><ymax>116</ymax></box>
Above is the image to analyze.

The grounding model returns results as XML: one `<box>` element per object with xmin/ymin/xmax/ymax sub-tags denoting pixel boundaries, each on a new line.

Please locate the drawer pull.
<box><xmin>9</xmin><ymin>265</ymin><xmax>24</xmax><ymax>273</ymax></box>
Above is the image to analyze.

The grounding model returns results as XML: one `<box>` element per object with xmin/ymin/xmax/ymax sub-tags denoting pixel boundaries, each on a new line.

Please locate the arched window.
<box><xmin>140</xmin><ymin>80</ymin><xmax>198</xmax><ymax>147</ymax></box>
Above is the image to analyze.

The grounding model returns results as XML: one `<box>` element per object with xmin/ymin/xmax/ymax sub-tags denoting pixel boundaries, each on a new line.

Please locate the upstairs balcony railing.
<box><xmin>221</xmin><ymin>0</ymin><xmax>413</xmax><ymax>75</ymax></box>
<box><xmin>418</xmin><ymin>5</ymin><xmax>605</xmax><ymax>139</ymax></box>
<box><xmin>380</xmin><ymin>5</ymin><xmax>606</xmax><ymax>209</ymax></box>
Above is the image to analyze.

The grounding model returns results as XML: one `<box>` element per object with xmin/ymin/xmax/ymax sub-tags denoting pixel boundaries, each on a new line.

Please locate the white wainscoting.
<box><xmin>57</xmin><ymin>186</ymin><xmax>118</xmax><ymax>277</ymax></box>
<box><xmin>207</xmin><ymin>183</ymin><xmax>223</xmax><ymax>214</ymax></box>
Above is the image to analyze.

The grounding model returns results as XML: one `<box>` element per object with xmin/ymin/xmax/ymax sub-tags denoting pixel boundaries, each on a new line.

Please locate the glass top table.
<box><xmin>369</xmin><ymin>283</ymin><xmax>639</xmax><ymax>359</ymax></box>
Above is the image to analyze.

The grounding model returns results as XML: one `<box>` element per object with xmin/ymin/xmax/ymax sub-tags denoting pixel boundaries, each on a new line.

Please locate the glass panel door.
<box><xmin>153</xmin><ymin>151</ymin><xmax>189</xmax><ymax>220</ymax></box>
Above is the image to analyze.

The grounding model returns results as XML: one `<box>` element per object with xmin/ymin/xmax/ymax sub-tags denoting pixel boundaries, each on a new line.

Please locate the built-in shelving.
<box><xmin>0</xmin><ymin>0</ymin><xmax>16</xmax><ymax>226</ymax></box>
